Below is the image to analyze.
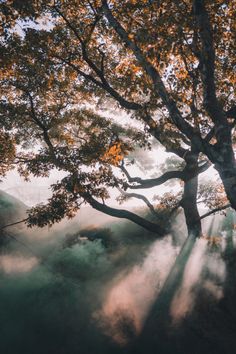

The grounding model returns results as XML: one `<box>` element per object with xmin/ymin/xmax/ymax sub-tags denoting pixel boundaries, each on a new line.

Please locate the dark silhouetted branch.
<box><xmin>0</xmin><ymin>218</ymin><xmax>28</xmax><ymax>232</ymax></box>
<box><xmin>117</xmin><ymin>187</ymin><xmax>158</xmax><ymax>217</ymax></box>
<box><xmin>193</xmin><ymin>0</ymin><xmax>225</xmax><ymax>124</ymax></box>
<box><xmin>121</xmin><ymin>160</ymin><xmax>210</xmax><ymax>189</ymax></box>
<box><xmin>86</xmin><ymin>195</ymin><xmax>167</xmax><ymax>236</ymax></box>
<box><xmin>200</xmin><ymin>203</ymin><xmax>231</xmax><ymax>220</ymax></box>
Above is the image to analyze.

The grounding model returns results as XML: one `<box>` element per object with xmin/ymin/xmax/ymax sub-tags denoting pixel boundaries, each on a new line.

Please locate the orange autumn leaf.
<box><xmin>101</xmin><ymin>142</ymin><xmax>130</xmax><ymax>166</ymax></box>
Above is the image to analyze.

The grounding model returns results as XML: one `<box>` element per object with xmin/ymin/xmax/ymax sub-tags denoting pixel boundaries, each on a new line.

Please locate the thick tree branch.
<box><xmin>204</xmin><ymin>126</ymin><xmax>215</xmax><ymax>143</ymax></box>
<box><xmin>54</xmin><ymin>54</ymin><xmax>141</xmax><ymax>110</ymax></box>
<box><xmin>85</xmin><ymin>194</ymin><xmax>167</xmax><ymax>236</ymax></box>
<box><xmin>197</xmin><ymin>160</ymin><xmax>211</xmax><ymax>174</ymax></box>
<box><xmin>226</xmin><ymin>106</ymin><xmax>236</xmax><ymax>119</ymax></box>
<box><xmin>117</xmin><ymin>186</ymin><xmax>158</xmax><ymax>217</ymax></box>
<box><xmin>120</xmin><ymin>159</ymin><xmax>210</xmax><ymax>189</ymax></box>
<box><xmin>141</xmin><ymin>110</ymin><xmax>189</xmax><ymax>158</ymax></box>
<box><xmin>123</xmin><ymin>171</ymin><xmax>184</xmax><ymax>189</ymax></box>
<box><xmin>192</xmin><ymin>0</ymin><xmax>226</xmax><ymax>125</ymax></box>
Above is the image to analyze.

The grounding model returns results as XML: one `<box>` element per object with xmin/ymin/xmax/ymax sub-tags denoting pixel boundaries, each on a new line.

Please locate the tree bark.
<box><xmin>181</xmin><ymin>153</ymin><xmax>202</xmax><ymax>238</ymax></box>
<box><xmin>85</xmin><ymin>195</ymin><xmax>167</xmax><ymax>237</ymax></box>
<box><xmin>216</xmin><ymin>163</ymin><xmax>236</xmax><ymax>211</ymax></box>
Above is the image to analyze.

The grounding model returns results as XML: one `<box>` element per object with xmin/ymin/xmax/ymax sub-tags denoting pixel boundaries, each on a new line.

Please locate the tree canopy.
<box><xmin>0</xmin><ymin>0</ymin><xmax>235</xmax><ymax>237</ymax></box>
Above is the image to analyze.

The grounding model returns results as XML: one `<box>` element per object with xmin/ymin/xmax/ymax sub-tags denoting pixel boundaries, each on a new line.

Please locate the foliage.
<box><xmin>0</xmin><ymin>131</ymin><xmax>15</xmax><ymax>177</ymax></box>
<box><xmin>0</xmin><ymin>0</ymin><xmax>235</xmax><ymax>232</ymax></box>
<box><xmin>198</xmin><ymin>181</ymin><xmax>228</xmax><ymax>210</ymax></box>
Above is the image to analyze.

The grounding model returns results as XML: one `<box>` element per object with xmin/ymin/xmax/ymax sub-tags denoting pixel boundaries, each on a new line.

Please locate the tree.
<box><xmin>101</xmin><ymin>0</ymin><xmax>236</xmax><ymax>202</ymax></box>
<box><xmin>0</xmin><ymin>0</ymin><xmax>234</xmax><ymax>238</ymax></box>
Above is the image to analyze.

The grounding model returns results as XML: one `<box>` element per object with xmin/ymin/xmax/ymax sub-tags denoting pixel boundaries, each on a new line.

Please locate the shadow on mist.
<box><xmin>1</xmin><ymin>190</ymin><xmax>236</xmax><ymax>354</ymax></box>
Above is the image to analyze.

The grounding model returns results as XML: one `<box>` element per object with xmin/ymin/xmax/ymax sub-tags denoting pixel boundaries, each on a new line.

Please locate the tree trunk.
<box><xmin>216</xmin><ymin>163</ymin><xmax>236</xmax><ymax>211</ymax></box>
<box><xmin>130</xmin><ymin>154</ymin><xmax>202</xmax><ymax>353</ymax></box>
<box><xmin>181</xmin><ymin>153</ymin><xmax>202</xmax><ymax>238</ymax></box>
<box><xmin>208</xmin><ymin>136</ymin><xmax>236</xmax><ymax>211</ymax></box>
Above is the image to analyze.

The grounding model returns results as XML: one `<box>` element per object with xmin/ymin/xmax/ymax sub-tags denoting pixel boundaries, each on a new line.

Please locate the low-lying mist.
<box><xmin>1</xmin><ymin>190</ymin><xmax>236</xmax><ymax>354</ymax></box>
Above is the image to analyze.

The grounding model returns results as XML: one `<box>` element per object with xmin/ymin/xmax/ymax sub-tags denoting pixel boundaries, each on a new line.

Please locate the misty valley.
<box><xmin>1</xmin><ymin>190</ymin><xmax>236</xmax><ymax>354</ymax></box>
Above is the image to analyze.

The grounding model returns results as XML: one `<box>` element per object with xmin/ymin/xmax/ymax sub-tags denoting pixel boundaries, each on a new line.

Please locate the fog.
<box><xmin>1</xmin><ymin>190</ymin><xmax>236</xmax><ymax>354</ymax></box>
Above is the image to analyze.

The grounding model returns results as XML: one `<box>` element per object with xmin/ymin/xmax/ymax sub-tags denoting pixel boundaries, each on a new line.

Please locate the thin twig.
<box><xmin>0</xmin><ymin>218</ymin><xmax>29</xmax><ymax>232</ymax></box>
